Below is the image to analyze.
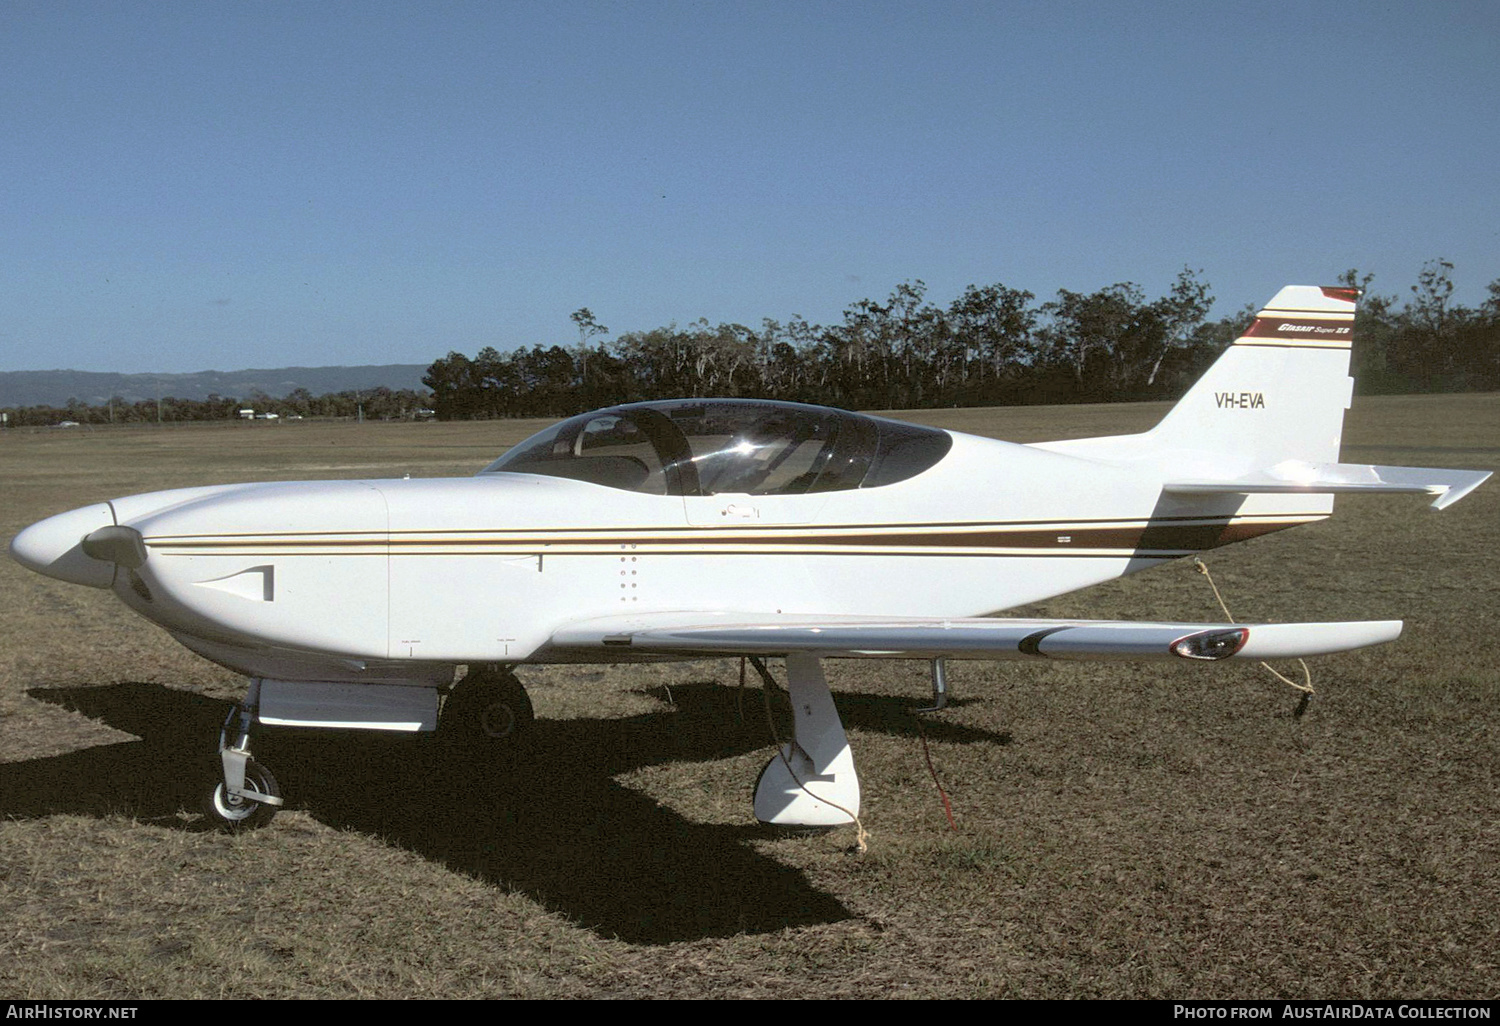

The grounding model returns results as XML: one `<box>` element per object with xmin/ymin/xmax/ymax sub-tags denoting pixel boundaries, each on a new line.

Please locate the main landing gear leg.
<box><xmin>752</xmin><ymin>653</ymin><xmax>861</xmax><ymax>829</ymax></box>
<box><xmin>205</xmin><ymin>678</ymin><xmax>284</xmax><ymax>830</ymax></box>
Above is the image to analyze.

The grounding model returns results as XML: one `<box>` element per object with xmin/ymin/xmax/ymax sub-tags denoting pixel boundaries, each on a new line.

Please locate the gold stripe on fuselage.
<box><xmin>143</xmin><ymin>514</ymin><xmax>1324</xmax><ymax>559</ymax></box>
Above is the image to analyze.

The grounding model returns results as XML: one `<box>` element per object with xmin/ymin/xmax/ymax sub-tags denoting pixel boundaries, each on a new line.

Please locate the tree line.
<box><xmin>1</xmin><ymin>386</ymin><xmax>430</xmax><ymax>428</ymax></box>
<box><xmin>423</xmin><ymin>261</ymin><xmax>1500</xmax><ymax>420</ymax></box>
<box><xmin>6</xmin><ymin>261</ymin><xmax>1494</xmax><ymax>428</ymax></box>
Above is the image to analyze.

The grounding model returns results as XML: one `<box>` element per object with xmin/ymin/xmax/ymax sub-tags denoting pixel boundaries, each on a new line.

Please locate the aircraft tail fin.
<box><xmin>1035</xmin><ymin>286</ymin><xmax>1357</xmax><ymax>473</ymax></box>
<box><xmin>1145</xmin><ymin>284</ymin><xmax>1360</xmax><ymax>473</ymax></box>
<box><xmin>1034</xmin><ymin>284</ymin><xmax>1488</xmax><ymax>511</ymax></box>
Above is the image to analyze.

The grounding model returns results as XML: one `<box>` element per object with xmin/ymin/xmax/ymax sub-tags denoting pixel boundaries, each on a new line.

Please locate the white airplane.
<box><xmin>10</xmin><ymin>286</ymin><xmax>1490</xmax><ymax>831</ymax></box>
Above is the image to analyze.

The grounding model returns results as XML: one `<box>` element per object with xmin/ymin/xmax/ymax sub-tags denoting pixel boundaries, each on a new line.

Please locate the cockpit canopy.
<box><xmin>480</xmin><ymin>399</ymin><xmax>953</xmax><ymax>496</ymax></box>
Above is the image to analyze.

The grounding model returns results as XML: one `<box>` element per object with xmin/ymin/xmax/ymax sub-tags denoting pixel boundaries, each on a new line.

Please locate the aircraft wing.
<box><xmin>547</xmin><ymin>612</ymin><xmax>1402</xmax><ymax>662</ymax></box>
<box><xmin>1164</xmin><ymin>462</ymin><xmax>1491</xmax><ymax>511</ymax></box>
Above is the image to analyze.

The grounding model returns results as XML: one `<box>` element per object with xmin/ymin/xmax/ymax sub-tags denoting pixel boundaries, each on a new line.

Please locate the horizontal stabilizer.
<box><xmin>1165</xmin><ymin>462</ymin><xmax>1491</xmax><ymax>510</ymax></box>
<box><xmin>548</xmin><ymin>613</ymin><xmax>1403</xmax><ymax>662</ymax></box>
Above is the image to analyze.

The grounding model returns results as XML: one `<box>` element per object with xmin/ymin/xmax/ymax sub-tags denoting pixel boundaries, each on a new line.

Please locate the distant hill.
<box><xmin>0</xmin><ymin>365</ymin><xmax>432</xmax><ymax>408</ymax></box>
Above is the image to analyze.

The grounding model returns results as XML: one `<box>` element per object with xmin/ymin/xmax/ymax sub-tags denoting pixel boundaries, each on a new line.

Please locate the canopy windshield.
<box><xmin>480</xmin><ymin>399</ymin><xmax>951</xmax><ymax>496</ymax></box>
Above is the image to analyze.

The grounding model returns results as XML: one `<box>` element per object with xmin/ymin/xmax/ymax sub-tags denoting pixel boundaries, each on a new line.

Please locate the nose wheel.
<box><xmin>205</xmin><ymin>682</ymin><xmax>285</xmax><ymax>831</ymax></box>
<box><xmin>205</xmin><ymin>757</ymin><xmax>281</xmax><ymax>830</ymax></box>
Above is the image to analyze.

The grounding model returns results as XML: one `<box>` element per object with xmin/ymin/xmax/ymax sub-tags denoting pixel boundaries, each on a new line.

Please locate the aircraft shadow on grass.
<box><xmin>11</xmin><ymin>679</ymin><xmax>1003</xmax><ymax>945</ymax></box>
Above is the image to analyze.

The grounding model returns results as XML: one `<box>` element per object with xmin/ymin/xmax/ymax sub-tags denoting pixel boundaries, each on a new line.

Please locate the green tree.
<box><xmin>1142</xmin><ymin>268</ymin><xmax>1214</xmax><ymax>388</ymax></box>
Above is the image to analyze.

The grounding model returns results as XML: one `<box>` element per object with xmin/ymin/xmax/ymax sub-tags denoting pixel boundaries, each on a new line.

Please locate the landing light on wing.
<box><xmin>1171</xmin><ymin>627</ymin><xmax>1249</xmax><ymax>661</ymax></box>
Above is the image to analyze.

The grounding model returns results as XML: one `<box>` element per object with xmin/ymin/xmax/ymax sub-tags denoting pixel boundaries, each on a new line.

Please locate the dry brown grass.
<box><xmin>1</xmin><ymin>395</ymin><xmax>1496</xmax><ymax>998</ymax></box>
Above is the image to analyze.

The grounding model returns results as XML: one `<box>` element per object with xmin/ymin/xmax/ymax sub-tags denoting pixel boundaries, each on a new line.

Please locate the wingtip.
<box><xmin>1428</xmin><ymin>469</ymin><xmax>1491</xmax><ymax>511</ymax></box>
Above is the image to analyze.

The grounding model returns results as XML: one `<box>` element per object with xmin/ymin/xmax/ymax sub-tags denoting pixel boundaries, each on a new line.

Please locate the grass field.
<box><xmin>1</xmin><ymin>394</ymin><xmax>1496</xmax><ymax>999</ymax></box>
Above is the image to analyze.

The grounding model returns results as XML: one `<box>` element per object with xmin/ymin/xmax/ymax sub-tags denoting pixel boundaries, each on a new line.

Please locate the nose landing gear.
<box><xmin>205</xmin><ymin>682</ymin><xmax>284</xmax><ymax>830</ymax></box>
<box><xmin>199</xmin><ymin>669</ymin><xmax>535</xmax><ymax>829</ymax></box>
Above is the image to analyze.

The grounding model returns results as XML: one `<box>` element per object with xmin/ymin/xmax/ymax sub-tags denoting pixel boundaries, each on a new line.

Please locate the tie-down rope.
<box><xmin>1193</xmin><ymin>557</ymin><xmax>1313</xmax><ymax>717</ymax></box>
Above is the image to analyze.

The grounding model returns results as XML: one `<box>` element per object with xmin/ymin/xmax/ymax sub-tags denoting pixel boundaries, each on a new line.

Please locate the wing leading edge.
<box><xmin>547</xmin><ymin>612</ymin><xmax>1402</xmax><ymax>662</ymax></box>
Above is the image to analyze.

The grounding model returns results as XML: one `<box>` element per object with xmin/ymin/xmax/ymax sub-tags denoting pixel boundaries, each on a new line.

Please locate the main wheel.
<box><xmin>440</xmin><ymin>667</ymin><xmax>535</xmax><ymax>758</ymax></box>
<box><xmin>204</xmin><ymin>758</ymin><xmax>280</xmax><ymax>831</ymax></box>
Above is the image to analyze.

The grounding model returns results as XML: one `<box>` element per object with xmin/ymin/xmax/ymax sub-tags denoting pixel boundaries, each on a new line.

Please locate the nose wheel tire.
<box><xmin>204</xmin><ymin>758</ymin><xmax>281</xmax><ymax>831</ymax></box>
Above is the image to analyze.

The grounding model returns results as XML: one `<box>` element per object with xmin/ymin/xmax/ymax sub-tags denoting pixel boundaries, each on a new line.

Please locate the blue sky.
<box><xmin>3</xmin><ymin>0</ymin><xmax>1497</xmax><ymax>374</ymax></box>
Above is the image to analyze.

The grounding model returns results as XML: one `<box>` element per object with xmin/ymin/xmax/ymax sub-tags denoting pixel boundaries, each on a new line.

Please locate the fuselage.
<box><xmin>11</xmin><ymin>402</ymin><xmax>1330</xmax><ymax>683</ymax></box>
